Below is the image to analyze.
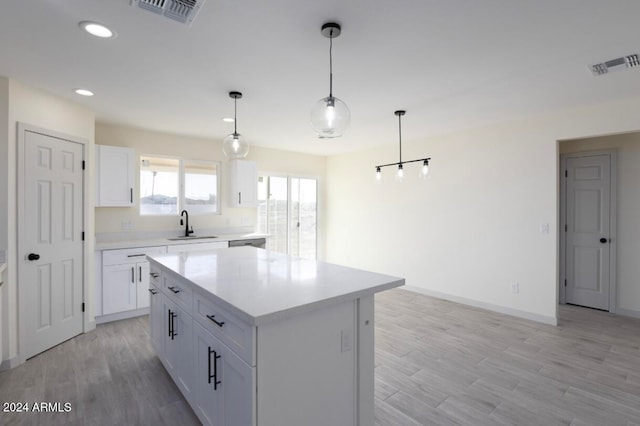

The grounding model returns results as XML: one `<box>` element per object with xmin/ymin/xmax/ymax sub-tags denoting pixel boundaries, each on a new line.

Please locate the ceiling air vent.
<box><xmin>131</xmin><ymin>0</ymin><xmax>206</xmax><ymax>25</ymax></box>
<box><xmin>589</xmin><ymin>54</ymin><xmax>640</xmax><ymax>76</ymax></box>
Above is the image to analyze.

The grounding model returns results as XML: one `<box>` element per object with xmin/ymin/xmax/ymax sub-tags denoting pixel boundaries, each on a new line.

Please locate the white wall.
<box><xmin>1</xmin><ymin>78</ymin><xmax>95</xmax><ymax>366</ymax></box>
<box><xmin>326</xmin><ymin>96</ymin><xmax>640</xmax><ymax>324</ymax></box>
<box><xmin>95</xmin><ymin>123</ymin><xmax>327</xmax><ymax>258</ymax></box>
<box><xmin>560</xmin><ymin>133</ymin><xmax>640</xmax><ymax>316</ymax></box>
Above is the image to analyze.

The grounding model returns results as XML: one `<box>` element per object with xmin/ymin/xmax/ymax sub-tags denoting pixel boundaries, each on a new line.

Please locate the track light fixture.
<box><xmin>375</xmin><ymin>110</ymin><xmax>431</xmax><ymax>183</ymax></box>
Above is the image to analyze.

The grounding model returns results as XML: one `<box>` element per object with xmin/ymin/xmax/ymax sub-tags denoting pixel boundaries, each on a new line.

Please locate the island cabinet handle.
<box><xmin>127</xmin><ymin>254</ymin><xmax>145</xmax><ymax>258</ymax></box>
<box><xmin>168</xmin><ymin>286</ymin><xmax>181</xmax><ymax>294</ymax></box>
<box><xmin>206</xmin><ymin>314</ymin><xmax>225</xmax><ymax>328</ymax></box>
<box><xmin>150</xmin><ymin>272</ymin><xmax>159</xmax><ymax>278</ymax></box>
<box><xmin>148</xmin><ymin>288</ymin><xmax>158</xmax><ymax>295</ymax></box>
<box><xmin>168</xmin><ymin>310</ymin><xmax>177</xmax><ymax>340</ymax></box>
<box><xmin>208</xmin><ymin>347</ymin><xmax>222</xmax><ymax>389</ymax></box>
<box><xmin>167</xmin><ymin>309</ymin><xmax>172</xmax><ymax>338</ymax></box>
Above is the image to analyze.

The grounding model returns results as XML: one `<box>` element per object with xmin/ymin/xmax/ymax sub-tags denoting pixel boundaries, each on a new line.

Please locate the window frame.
<box><xmin>140</xmin><ymin>154</ymin><xmax>221</xmax><ymax>217</ymax></box>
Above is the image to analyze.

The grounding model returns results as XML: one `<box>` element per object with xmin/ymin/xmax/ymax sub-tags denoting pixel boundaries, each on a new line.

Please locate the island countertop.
<box><xmin>147</xmin><ymin>246</ymin><xmax>404</xmax><ymax>326</ymax></box>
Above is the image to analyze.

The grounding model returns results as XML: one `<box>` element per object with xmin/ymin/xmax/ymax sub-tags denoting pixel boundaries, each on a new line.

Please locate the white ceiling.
<box><xmin>1</xmin><ymin>0</ymin><xmax>640</xmax><ymax>156</ymax></box>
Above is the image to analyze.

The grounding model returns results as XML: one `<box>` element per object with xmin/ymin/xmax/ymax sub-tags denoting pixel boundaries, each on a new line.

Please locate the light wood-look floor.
<box><xmin>374</xmin><ymin>290</ymin><xmax>640</xmax><ymax>426</ymax></box>
<box><xmin>1</xmin><ymin>289</ymin><xmax>639</xmax><ymax>425</ymax></box>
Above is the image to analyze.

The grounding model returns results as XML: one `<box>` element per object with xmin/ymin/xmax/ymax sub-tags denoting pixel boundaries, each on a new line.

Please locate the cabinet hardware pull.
<box><xmin>139</xmin><ymin>266</ymin><xmax>142</xmax><ymax>282</ymax></box>
<box><xmin>168</xmin><ymin>309</ymin><xmax>172</xmax><ymax>338</ymax></box>
<box><xmin>131</xmin><ymin>267</ymin><xmax>135</xmax><ymax>283</ymax></box>
<box><xmin>168</xmin><ymin>286</ymin><xmax>181</xmax><ymax>294</ymax></box>
<box><xmin>127</xmin><ymin>254</ymin><xmax>145</xmax><ymax>258</ymax></box>
<box><xmin>206</xmin><ymin>314</ymin><xmax>225</xmax><ymax>328</ymax></box>
<box><xmin>213</xmin><ymin>349</ymin><xmax>222</xmax><ymax>390</ymax></box>
<box><xmin>238</xmin><ymin>192</ymin><xmax>241</xmax><ymax>205</ymax></box>
<box><xmin>150</xmin><ymin>272</ymin><xmax>159</xmax><ymax>278</ymax></box>
<box><xmin>208</xmin><ymin>346</ymin><xmax>214</xmax><ymax>384</ymax></box>
<box><xmin>170</xmin><ymin>311</ymin><xmax>177</xmax><ymax>340</ymax></box>
<box><xmin>130</xmin><ymin>188</ymin><xmax>133</xmax><ymax>203</ymax></box>
<box><xmin>148</xmin><ymin>289</ymin><xmax>157</xmax><ymax>295</ymax></box>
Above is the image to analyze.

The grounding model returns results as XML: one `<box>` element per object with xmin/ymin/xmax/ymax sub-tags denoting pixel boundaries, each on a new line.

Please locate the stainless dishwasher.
<box><xmin>228</xmin><ymin>238</ymin><xmax>266</xmax><ymax>249</ymax></box>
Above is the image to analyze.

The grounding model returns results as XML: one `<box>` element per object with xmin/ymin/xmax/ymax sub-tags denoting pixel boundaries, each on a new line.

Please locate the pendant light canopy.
<box><xmin>310</xmin><ymin>22</ymin><xmax>350</xmax><ymax>139</ymax></box>
<box><xmin>375</xmin><ymin>110</ymin><xmax>431</xmax><ymax>183</ymax></box>
<box><xmin>223</xmin><ymin>91</ymin><xmax>249</xmax><ymax>159</ymax></box>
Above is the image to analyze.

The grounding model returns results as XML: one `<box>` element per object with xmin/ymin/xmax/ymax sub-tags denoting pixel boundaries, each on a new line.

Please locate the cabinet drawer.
<box><xmin>193</xmin><ymin>290</ymin><xmax>255</xmax><ymax>366</ymax></box>
<box><xmin>163</xmin><ymin>271</ymin><xmax>193</xmax><ymax>313</ymax></box>
<box><xmin>103</xmin><ymin>246</ymin><xmax>167</xmax><ymax>266</ymax></box>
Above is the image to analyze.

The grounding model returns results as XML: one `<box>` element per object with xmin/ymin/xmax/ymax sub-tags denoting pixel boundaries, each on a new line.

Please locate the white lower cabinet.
<box><xmin>162</xmin><ymin>296</ymin><xmax>194</xmax><ymax>401</ymax></box>
<box><xmin>151</xmin><ymin>272</ymin><xmax>256</xmax><ymax>426</ymax></box>
<box><xmin>102</xmin><ymin>263</ymin><xmax>138</xmax><ymax>314</ymax></box>
<box><xmin>101</xmin><ymin>246</ymin><xmax>167</xmax><ymax>316</ymax></box>
<box><xmin>149</xmin><ymin>260</ymin><xmax>366</xmax><ymax>426</ymax></box>
<box><xmin>193</xmin><ymin>322</ymin><xmax>255</xmax><ymax>426</ymax></box>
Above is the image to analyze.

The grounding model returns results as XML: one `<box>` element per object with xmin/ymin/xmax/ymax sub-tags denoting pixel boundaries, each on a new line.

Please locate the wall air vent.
<box><xmin>589</xmin><ymin>54</ymin><xmax>640</xmax><ymax>76</ymax></box>
<box><xmin>131</xmin><ymin>0</ymin><xmax>206</xmax><ymax>25</ymax></box>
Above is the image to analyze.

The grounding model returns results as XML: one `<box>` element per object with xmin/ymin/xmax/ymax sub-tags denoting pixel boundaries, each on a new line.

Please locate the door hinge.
<box><xmin>82</xmin><ymin>302</ymin><xmax>85</xmax><ymax>312</ymax></box>
<box><xmin>81</xmin><ymin>231</ymin><xmax>85</xmax><ymax>241</ymax></box>
<box><xmin>82</xmin><ymin>160</ymin><xmax>86</xmax><ymax>170</ymax></box>
<box><xmin>565</xmin><ymin>170</ymin><xmax>568</xmax><ymax>177</ymax></box>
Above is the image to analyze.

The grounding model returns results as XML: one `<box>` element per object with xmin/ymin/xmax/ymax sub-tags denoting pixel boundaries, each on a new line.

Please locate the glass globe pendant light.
<box><xmin>222</xmin><ymin>91</ymin><xmax>249</xmax><ymax>159</ymax></box>
<box><xmin>310</xmin><ymin>22</ymin><xmax>350</xmax><ymax>139</ymax></box>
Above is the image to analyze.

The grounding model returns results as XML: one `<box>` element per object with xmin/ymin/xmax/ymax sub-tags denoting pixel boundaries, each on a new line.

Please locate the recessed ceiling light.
<box><xmin>222</xmin><ymin>117</ymin><xmax>235</xmax><ymax>123</ymax></box>
<box><xmin>79</xmin><ymin>21</ymin><xmax>116</xmax><ymax>38</ymax></box>
<box><xmin>74</xmin><ymin>89</ymin><xmax>94</xmax><ymax>97</ymax></box>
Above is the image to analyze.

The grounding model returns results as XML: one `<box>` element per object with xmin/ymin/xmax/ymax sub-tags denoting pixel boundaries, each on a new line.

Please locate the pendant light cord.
<box><xmin>234</xmin><ymin>97</ymin><xmax>238</xmax><ymax>135</ymax></box>
<box><xmin>398</xmin><ymin>113</ymin><xmax>402</xmax><ymax>164</ymax></box>
<box><xmin>329</xmin><ymin>30</ymin><xmax>334</xmax><ymax>98</ymax></box>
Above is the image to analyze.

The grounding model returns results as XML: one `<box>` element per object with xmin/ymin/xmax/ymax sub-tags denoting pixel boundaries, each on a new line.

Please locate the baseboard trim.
<box><xmin>0</xmin><ymin>356</ymin><xmax>20</xmax><ymax>372</ymax></box>
<box><xmin>616</xmin><ymin>308</ymin><xmax>640</xmax><ymax>320</ymax></box>
<box><xmin>403</xmin><ymin>285</ymin><xmax>558</xmax><ymax>326</ymax></box>
<box><xmin>96</xmin><ymin>307</ymin><xmax>149</xmax><ymax>324</ymax></box>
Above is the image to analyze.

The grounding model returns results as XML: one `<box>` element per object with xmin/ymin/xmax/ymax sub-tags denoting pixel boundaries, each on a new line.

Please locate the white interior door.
<box><xmin>20</xmin><ymin>129</ymin><xmax>84</xmax><ymax>360</ymax></box>
<box><xmin>565</xmin><ymin>153</ymin><xmax>612</xmax><ymax>310</ymax></box>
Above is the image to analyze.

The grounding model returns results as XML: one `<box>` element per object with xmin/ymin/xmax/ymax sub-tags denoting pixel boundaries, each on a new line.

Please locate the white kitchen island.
<box><xmin>147</xmin><ymin>246</ymin><xmax>404</xmax><ymax>426</ymax></box>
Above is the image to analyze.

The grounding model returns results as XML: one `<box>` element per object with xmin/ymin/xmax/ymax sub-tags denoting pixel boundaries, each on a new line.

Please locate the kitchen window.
<box><xmin>258</xmin><ymin>176</ymin><xmax>317</xmax><ymax>259</ymax></box>
<box><xmin>140</xmin><ymin>156</ymin><xmax>220</xmax><ymax>216</ymax></box>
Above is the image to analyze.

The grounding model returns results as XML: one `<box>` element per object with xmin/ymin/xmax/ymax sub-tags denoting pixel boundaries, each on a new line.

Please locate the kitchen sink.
<box><xmin>167</xmin><ymin>235</ymin><xmax>218</xmax><ymax>241</ymax></box>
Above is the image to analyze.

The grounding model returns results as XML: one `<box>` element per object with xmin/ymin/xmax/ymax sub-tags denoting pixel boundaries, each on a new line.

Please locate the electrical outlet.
<box><xmin>511</xmin><ymin>282</ymin><xmax>520</xmax><ymax>294</ymax></box>
<box><xmin>121</xmin><ymin>220</ymin><xmax>134</xmax><ymax>231</ymax></box>
<box><xmin>341</xmin><ymin>329</ymin><xmax>352</xmax><ymax>353</ymax></box>
<box><xmin>540</xmin><ymin>223</ymin><xmax>550</xmax><ymax>235</ymax></box>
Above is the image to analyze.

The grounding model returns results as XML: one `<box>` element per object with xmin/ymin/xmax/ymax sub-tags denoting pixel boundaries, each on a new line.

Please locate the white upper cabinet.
<box><xmin>96</xmin><ymin>144</ymin><xmax>135</xmax><ymax>207</ymax></box>
<box><xmin>228</xmin><ymin>160</ymin><xmax>258</xmax><ymax>207</ymax></box>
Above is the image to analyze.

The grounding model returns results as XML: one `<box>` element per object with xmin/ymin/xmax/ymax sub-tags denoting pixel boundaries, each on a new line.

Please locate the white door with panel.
<box><xmin>20</xmin><ymin>130</ymin><xmax>84</xmax><ymax>360</ymax></box>
<box><xmin>565</xmin><ymin>153</ymin><xmax>612</xmax><ymax>310</ymax></box>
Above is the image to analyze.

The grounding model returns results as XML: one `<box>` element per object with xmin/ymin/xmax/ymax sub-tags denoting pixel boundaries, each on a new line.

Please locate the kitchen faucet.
<box><xmin>180</xmin><ymin>210</ymin><xmax>194</xmax><ymax>237</ymax></box>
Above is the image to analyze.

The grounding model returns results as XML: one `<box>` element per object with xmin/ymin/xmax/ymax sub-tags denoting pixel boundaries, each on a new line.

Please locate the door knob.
<box><xmin>28</xmin><ymin>253</ymin><xmax>40</xmax><ymax>261</ymax></box>
<box><xmin>599</xmin><ymin>238</ymin><xmax>608</xmax><ymax>244</ymax></box>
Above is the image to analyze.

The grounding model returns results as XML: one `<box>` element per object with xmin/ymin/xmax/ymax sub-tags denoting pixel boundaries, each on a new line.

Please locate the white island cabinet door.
<box><xmin>102</xmin><ymin>263</ymin><xmax>137</xmax><ymax>315</ymax></box>
<box><xmin>193</xmin><ymin>321</ymin><xmax>255</xmax><ymax>426</ymax></box>
<box><xmin>163</xmin><ymin>298</ymin><xmax>194</xmax><ymax>402</ymax></box>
